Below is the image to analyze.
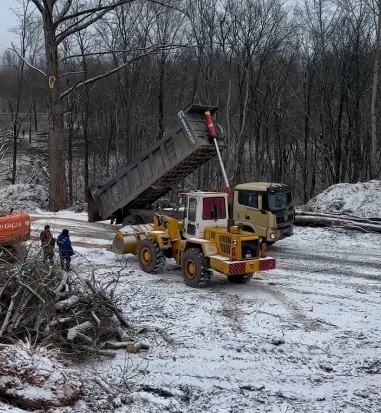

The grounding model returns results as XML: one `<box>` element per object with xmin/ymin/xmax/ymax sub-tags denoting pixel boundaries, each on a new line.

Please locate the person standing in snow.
<box><xmin>39</xmin><ymin>224</ymin><xmax>55</xmax><ymax>266</ymax></box>
<box><xmin>57</xmin><ymin>229</ymin><xmax>74</xmax><ymax>271</ymax></box>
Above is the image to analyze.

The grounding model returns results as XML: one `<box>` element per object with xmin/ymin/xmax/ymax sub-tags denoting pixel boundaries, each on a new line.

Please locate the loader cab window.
<box><xmin>238</xmin><ymin>190</ymin><xmax>259</xmax><ymax>209</ymax></box>
<box><xmin>202</xmin><ymin>197</ymin><xmax>226</xmax><ymax>220</ymax></box>
<box><xmin>188</xmin><ymin>197</ymin><xmax>197</xmax><ymax>222</ymax></box>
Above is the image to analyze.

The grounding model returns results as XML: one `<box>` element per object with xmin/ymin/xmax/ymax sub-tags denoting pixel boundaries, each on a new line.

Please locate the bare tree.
<box><xmin>28</xmin><ymin>0</ymin><xmax>179</xmax><ymax>211</ymax></box>
<box><xmin>367</xmin><ymin>0</ymin><xmax>381</xmax><ymax>178</ymax></box>
<box><xmin>4</xmin><ymin>0</ymin><xmax>37</xmax><ymax>184</ymax></box>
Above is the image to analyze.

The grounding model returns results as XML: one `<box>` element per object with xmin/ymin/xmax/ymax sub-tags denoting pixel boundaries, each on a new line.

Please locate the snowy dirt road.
<box><xmin>28</xmin><ymin>214</ymin><xmax>381</xmax><ymax>413</ymax></box>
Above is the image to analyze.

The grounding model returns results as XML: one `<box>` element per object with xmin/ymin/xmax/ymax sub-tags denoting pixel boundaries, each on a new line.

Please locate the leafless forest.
<box><xmin>0</xmin><ymin>0</ymin><xmax>380</xmax><ymax>209</ymax></box>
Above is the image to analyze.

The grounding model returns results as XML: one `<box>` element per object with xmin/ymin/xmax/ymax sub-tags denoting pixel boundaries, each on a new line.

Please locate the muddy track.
<box><xmin>252</xmin><ymin>283</ymin><xmax>321</xmax><ymax>330</ymax></box>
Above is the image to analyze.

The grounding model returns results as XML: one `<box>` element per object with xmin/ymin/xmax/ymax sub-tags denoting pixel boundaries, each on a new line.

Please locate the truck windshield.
<box><xmin>268</xmin><ymin>192</ymin><xmax>293</xmax><ymax>211</ymax></box>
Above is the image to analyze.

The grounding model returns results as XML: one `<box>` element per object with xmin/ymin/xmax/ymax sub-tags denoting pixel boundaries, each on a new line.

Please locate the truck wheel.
<box><xmin>227</xmin><ymin>273</ymin><xmax>252</xmax><ymax>284</ymax></box>
<box><xmin>123</xmin><ymin>215</ymin><xmax>139</xmax><ymax>226</ymax></box>
<box><xmin>182</xmin><ymin>248</ymin><xmax>210</xmax><ymax>288</ymax></box>
<box><xmin>137</xmin><ymin>238</ymin><xmax>165</xmax><ymax>273</ymax></box>
<box><xmin>133</xmin><ymin>215</ymin><xmax>145</xmax><ymax>224</ymax></box>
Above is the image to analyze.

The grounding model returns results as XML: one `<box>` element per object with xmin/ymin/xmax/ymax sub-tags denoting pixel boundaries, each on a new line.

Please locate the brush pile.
<box><xmin>0</xmin><ymin>245</ymin><xmax>148</xmax><ymax>410</ymax></box>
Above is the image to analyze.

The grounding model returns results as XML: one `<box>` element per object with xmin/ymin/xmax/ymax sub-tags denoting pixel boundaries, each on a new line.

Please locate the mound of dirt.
<box><xmin>302</xmin><ymin>180</ymin><xmax>381</xmax><ymax>218</ymax></box>
<box><xmin>0</xmin><ymin>183</ymin><xmax>48</xmax><ymax>212</ymax></box>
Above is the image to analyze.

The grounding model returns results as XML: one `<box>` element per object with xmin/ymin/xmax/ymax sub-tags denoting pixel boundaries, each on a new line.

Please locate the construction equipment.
<box><xmin>88</xmin><ymin>104</ymin><xmax>225</xmax><ymax>226</ymax></box>
<box><xmin>231</xmin><ymin>183</ymin><xmax>294</xmax><ymax>244</ymax></box>
<box><xmin>0</xmin><ymin>209</ymin><xmax>31</xmax><ymax>253</ymax></box>
<box><xmin>89</xmin><ymin>102</ymin><xmax>293</xmax><ymax>245</ymax></box>
<box><xmin>112</xmin><ymin>192</ymin><xmax>276</xmax><ymax>287</ymax></box>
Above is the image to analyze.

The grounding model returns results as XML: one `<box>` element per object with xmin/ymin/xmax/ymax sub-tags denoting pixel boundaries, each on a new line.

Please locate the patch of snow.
<box><xmin>0</xmin><ymin>184</ymin><xmax>48</xmax><ymax>212</ymax></box>
<box><xmin>301</xmin><ymin>180</ymin><xmax>381</xmax><ymax>218</ymax></box>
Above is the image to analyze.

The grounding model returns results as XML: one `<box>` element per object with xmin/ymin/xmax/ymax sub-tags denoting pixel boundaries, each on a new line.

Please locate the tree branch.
<box><xmin>8</xmin><ymin>44</ymin><xmax>47</xmax><ymax>77</ymax></box>
<box><xmin>59</xmin><ymin>44</ymin><xmax>183</xmax><ymax>100</ymax></box>
<box><xmin>56</xmin><ymin>8</ymin><xmax>111</xmax><ymax>45</ymax></box>
<box><xmin>59</xmin><ymin>70</ymin><xmax>86</xmax><ymax>78</ymax></box>
<box><xmin>54</xmin><ymin>0</ymin><xmax>133</xmax><ymax>27</ymax></box>
<box><xmin>54</xmin><ymin>0</ymin><xmax>186</xmax><ymax>45</ymax></box>
<box><xmin>18</xmin><ymin>281</ymin><xmax>46</xmax><ymax>304</ymax></box>
<box><xmin>55</xmin><ymin>0</ymin><xmax>73</xmax><ymax>23</ymax></box>
<box><xmin>30</xmin><ymin>0</ymin><xmax>43</xmax><ymax>14</ymax></box>
<box><xmin>59</xmin><ymin>43</ymin><xmax>191</xmax><ymax>63</ymax></box>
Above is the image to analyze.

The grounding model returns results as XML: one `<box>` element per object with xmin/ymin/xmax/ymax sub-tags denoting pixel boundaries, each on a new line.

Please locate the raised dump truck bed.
<box><xmin>89</xmin><ymin>104</ymin><xmax>225</xmax><ymax>224</ymax></box>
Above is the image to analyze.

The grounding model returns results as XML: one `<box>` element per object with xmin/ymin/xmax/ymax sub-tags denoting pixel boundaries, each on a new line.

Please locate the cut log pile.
<box><xmin>295</xmin><ymin>210</ymin><xmax>381</xmax><ymax>233</ymax></box>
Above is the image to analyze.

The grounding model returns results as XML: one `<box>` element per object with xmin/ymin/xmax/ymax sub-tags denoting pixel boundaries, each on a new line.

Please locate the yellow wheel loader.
<box><xmin>112</xmin><ymin>192</ymin><xmax>276</xmax><ymax>288</ymax></box>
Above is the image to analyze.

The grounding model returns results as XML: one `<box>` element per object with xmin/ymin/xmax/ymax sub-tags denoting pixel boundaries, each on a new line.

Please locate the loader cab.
<box><xmin>180</xmin><ymin>192</ymin><xmax>228</xmax><ymax>239</ymax></box>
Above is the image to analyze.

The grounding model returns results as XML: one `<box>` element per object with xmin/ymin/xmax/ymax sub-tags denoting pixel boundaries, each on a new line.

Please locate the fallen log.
<box><xmin>294</xmin><ymin>214</ymin><xmax>381</xmax><ymax>233</ymax></box>
<box><xmin>103</xmin><ymin>340</ymin><xmax>149</xmax><ymax>353</ymax></box>
<box><xmin>296</xmin><ymin>210</ymin><xmax>381</xmax><ymax>224</ymax></box>
<box><xmin>55</xmin><ymin>295</ymin><xmax>81</xmax><ymax>310</ymax></box>
<box><xmin>67</xmin><ymin>321</ymin><xmax>94</xmax><ymax>342</ymax></box>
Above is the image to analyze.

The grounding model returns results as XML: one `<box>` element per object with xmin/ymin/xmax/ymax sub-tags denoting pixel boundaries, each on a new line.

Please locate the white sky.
<box><xmin>0</xmin><ymin>0</ymin><xmax>22</xmax><ymax>52</ymax></box>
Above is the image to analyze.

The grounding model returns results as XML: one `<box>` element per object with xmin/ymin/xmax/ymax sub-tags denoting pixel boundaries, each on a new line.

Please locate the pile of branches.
<box><xmin>0</xmin><ymin>245</ymin><xmax>150</xmax><ymax>411</ymax></box>
<box><xmin>0</xmin><ymin>247</ymin><xmax>148</xmax><ymax>358</ymax></box>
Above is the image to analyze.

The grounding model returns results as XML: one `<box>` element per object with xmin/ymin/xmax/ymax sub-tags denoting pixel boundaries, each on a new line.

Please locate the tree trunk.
<box><xmin>370</xmin><ymin>9</ymin><xmax>381</xmax><ymax>179</ymax></box>
<box><xmin>68</xmin><ymin>112</ymin><xmax>73</xmax><ymax>206</ymax></box>
<box><xmin>43</xmin><ymin>10</ymin><xmax>67</xmax><ymax>211</ymax></box>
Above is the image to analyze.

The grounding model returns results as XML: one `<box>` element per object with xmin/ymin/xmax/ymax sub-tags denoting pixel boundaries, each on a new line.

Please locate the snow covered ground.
<box><xmin>2</xmin><ymin>214</ymin><xmax>376</xmax><ymax>413</ymax></box>
<box><xmin>1</xmin><ymin>180</ymin><xmax>381</xmax><ymax>412</ymax></box>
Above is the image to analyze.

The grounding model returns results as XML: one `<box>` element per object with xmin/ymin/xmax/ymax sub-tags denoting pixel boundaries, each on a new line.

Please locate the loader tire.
<box><xmin>138</xmin><ymin>239</ymin><xmax>165</xmax><ymax>274</ymax></box>
<box><xmin>227</xmin><ymin>273</ymin><xmax>252</xmax><ymax>284</ymax></box>
<box><xmin>182</xmin><ymin>248</ymin><xmax>210</xmax><ymax>288</ymax></box>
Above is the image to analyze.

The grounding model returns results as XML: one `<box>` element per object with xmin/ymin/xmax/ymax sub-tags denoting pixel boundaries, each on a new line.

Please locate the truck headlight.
<box><xmin>270</xmin><ymin>232</ymin><xmax>277</xmax><ymax>240</ymax></box>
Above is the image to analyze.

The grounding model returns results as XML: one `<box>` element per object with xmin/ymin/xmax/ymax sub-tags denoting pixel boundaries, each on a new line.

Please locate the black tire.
<box><xmin>133</xmin><ymin>215</ymin><xmax>145</xmax><ymax>224</ymax></box>
<box><xmin>122</xmin><ymin>215</ymin><xmax>139</xmax><ymax>226</ymax></box>
<box><xmin>182</xmin><ymin>248</ymin><xmax>210</xmax><ymax>288</ymax></box>
<box><xmin>137</xmin><ymin>238</ymin><xmax>165</xmax><ymax>273</ymax></box>
<box><xmin>163</xmin><ymin>249</ymin><xmax>173</xmax><ymax>259</ymax></box>
<box><xmin>227</xmin><ymin>273</ymin><xmax>252</xmax><ymax>284</ymax></box>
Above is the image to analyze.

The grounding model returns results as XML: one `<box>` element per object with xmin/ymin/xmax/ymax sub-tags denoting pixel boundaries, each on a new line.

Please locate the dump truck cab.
<box><xmin>233</xmin><ymin>182</ymin><xmax>294</xmax><ymax>243</ymax></box>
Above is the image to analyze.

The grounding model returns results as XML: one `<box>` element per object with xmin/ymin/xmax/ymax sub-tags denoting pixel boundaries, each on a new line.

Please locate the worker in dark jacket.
<box><xmin>57</xmin><ymin>229</ymin><xmax>74</xmax><ymax>271</ymax></box>
<box><xmin>39</xmin><ymin>224</ymin><xmax>55</xmax><ymax>265</ymax></box>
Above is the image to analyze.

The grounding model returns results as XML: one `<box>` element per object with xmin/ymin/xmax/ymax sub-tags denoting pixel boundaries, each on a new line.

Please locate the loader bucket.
<box><xmin>112</xmin><ymin>230</ymin><xmax>137</xmax><ymax>255</ymax></box>
<box><xmin>111</xmin><ymin>224</ymin><xmax>154</xmax><ymax>255</ymax></box>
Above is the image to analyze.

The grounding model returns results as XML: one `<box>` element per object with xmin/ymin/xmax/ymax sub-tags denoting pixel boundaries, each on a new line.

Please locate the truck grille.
<box><xmin>241</xmin><ymin>240</ymin><xmax>260</xmax><ymax>259</ymax></box>
<box><xmin>275</xmin><ymin>209</ymin><xmax>294</xmax><ymax>228</ymax></box>
<box><xmin>219</xmin><ymin>234</ymin><xmax>232</xmax><ymax>255</ymax></box>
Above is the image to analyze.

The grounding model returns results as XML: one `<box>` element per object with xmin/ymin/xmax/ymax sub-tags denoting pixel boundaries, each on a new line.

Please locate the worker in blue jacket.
<box><xmin>57</xmin><ymin>229</ymin><xmax>74</xmax><ymax>271</ymax></box>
